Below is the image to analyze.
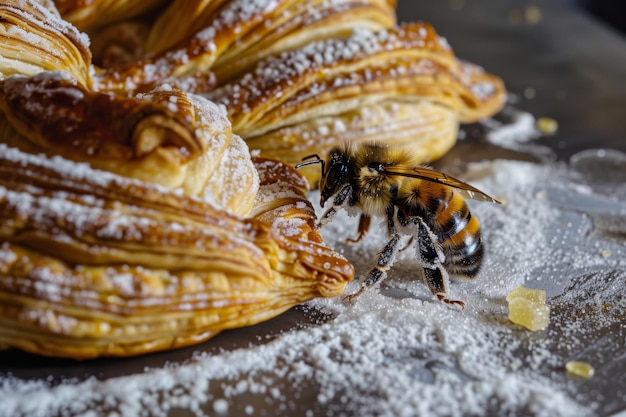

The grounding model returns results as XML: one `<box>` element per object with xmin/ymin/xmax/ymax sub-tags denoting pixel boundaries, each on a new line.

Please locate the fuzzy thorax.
<box><xmin>355</xmin><ymin>164</ymin><xmax>398</xmax><ymax>217</ymax></box>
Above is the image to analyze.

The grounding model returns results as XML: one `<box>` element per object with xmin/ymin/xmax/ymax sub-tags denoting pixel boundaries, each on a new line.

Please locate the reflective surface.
<box><xmin>399</xmin><ymin>0</ymin><xmax>626</xmax><ymax>161</ymax></box>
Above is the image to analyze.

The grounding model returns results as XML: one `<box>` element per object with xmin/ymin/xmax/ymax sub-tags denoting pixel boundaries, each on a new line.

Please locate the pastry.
<box><xmin>0</xmin><ymin>73</ymin><xmax>258</xmax><ymax>215</ymax></box>
<box><xmin>75</xmin><ymin>0</ymin><xmax>397</xmax><ymax>94</ymax></box>
<box><xmin>0</xmin><ymin>0</ymin><xmax>92</xmax><ymax>86</ymax></box>
<box><xmin>0</xmin><ymin>145</ymin><xmax>353</xmax><ymax>358</ymax></box>
<box><xmin>207</xmin><ymin>22</ymin><xmax>506</xmax><ymax>184</ymax></box>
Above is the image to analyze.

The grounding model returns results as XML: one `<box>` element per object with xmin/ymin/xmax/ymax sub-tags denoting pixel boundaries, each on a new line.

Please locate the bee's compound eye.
<box><xmin>326</xmin><ymin>162</ymin><xmax>349</xmax><ymax>189</ymax></box>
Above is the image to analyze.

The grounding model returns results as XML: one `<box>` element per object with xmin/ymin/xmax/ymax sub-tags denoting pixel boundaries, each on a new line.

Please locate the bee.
<box><xmin>296</xmin><ymin>143</ymin><xmax>500</xmax><ymax>306</ymax></box>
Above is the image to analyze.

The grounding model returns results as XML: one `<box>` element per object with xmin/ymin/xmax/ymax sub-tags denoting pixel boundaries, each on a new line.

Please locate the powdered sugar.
<box><xmin>2</xmin><ymin>0</ymin><xmax>90</xmax><ymax>51</ymax></box>
<box><xmin>2</xmin><ymin>141</ymin><xmax>624</xmax><ymax>416</ymax></box>
<box><xmin>202</xmin><ymin>133</ymin><xmax>260</xmax><ymax>211</ymax></box>
<box><xmin>0</xmin><ymin>243</ymin><xmax>17</xmax><ymax>267</ymax></box>
<box><xmin>208</xmin><ymin>22</ymin><xmax>447</xmax><ymax>113</ymax></box>
<box><xmin>483</xmin><ymin>108</ymin><xmax>540</xmax><ymax>147</ymax></box>
<box><xmin>1</xmin><ymin>143</ymin><xmax>129</xmax><ymax>189</ymax></box>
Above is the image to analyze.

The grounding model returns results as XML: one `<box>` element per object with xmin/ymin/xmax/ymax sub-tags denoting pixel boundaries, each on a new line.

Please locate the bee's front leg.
<box><xmin>317</xmin><ymin>184</ymin><xmax>352</xmax><ymax>228</ymax></box>
<box><xmin>344</xmin><ymin>233</ymin><xmax>401</xmax><ymax>302</ymax></box>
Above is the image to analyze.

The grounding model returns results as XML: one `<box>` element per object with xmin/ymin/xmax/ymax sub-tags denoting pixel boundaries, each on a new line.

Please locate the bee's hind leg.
<box><xmin>415</xmin><ymin>220</ymin><xmax>465</xmax><ymax>308</ymax></box>
<box><xmin>344</xmin><ymin>233</ymin><xmax>401</xmax><ymax>302</ymax></box>
<box><xmin>423</xmin><ymin>267</ymin><xmax>465</xmax><ymax>308</ymax></box>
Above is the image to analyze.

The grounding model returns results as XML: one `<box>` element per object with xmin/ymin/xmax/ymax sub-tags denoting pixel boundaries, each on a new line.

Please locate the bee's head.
<box><xmin>319</xmin><ymin>150</ymin><xmax>351</xmax><ymax>207</ymax></box>
<box><xmin>295</xmin><ymin>149</ymin><xmax>351</xmax><ymax>207</ymax></box>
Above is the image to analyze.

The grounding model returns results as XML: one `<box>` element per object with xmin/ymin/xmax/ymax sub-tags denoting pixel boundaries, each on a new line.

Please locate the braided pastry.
<box><xmin>0</xmin><ymin>0</ymin><xmax>505</xmax><ymax>358</ymax></box>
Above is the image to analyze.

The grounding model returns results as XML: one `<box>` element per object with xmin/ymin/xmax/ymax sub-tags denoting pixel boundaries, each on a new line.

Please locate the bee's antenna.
<box><xmin>295</xmin><ymin>154</ymin><xmax>325</xmax><ymax>175</ymax></box>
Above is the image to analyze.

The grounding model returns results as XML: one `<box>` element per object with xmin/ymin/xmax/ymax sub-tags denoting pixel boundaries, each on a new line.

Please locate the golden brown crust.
<box><xmin>0</xmin><ymin>74</ymin><xmax>208</xmax><ymax>163</ymax></box>
<box><xmin>209</xmin><ymin>22</ymin><xmax>504</xmax><ymax>133</ymax></box>
<box><xmin>54</xmin><ymin>0</ymin><xmax>168</xmax><ymax>33</ymax></box>
<box><xmin>0</xmin><ymin>73</ymin><xmax>258</xmax><ymax>214</ymax></box>
<box><xmin>209</xmin><ymin>0</ymin><xmax>397</xmax><ymax>84</ymax></box>
<box><xmin>250</xmin><ymin>101</ymin><xmax>459</xmax><ymax>185</ymax></box>
<box><xmin>207</xmin><ymin>22</ymin><xmax>505</xmax><ymax>183</ymax></box>
<box><xmin>0</xmin><ymin>146</ymin><xmax>353</xmax><ymax>358</ymax></box>
<box><xmin>90</xmin><ymin>0</ymin><xmax>294</xmax><ymax>94</ymax></box>
<box><xmin>0</xmin><ymin>0</ymin><xmax>92</xmax><ymax>86</ymax></box>
<box><xmin>86</xmin><ymin>0</ymin><xmax>396</xmax><ymax>94</ymax></box>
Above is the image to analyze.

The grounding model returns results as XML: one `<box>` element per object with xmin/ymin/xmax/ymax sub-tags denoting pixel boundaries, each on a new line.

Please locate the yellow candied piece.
<box><xmin>506</xmin><ymin>286</ymin><xmax>550</xmax><ymax>331</ymax></box>
<box><xmin>506</xmin><ymin>286</ymin><xmax>547</xmax><ymax>304</ymax></box>
<box><xmin>565</xmin><ymin>361</ymin><xmax>595</xmax><ymax>379</ymax></box>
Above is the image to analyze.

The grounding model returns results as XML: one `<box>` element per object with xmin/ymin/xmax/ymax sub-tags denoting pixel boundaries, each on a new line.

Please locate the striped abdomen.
<box><xmin>398</xmin><ymin>181</ymin><xmax>484</xmax><ymax>279</ymax></box>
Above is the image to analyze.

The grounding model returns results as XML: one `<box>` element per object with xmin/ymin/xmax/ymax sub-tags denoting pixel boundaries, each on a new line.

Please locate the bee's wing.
<box><xmin>382</xmin><ymin>165</ymin><xmax>501</xmax><ymax>204</ymax></box>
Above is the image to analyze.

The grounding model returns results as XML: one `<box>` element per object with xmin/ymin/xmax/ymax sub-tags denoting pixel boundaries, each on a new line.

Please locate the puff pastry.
<box><xmin>81</xmin><ymin>0</ymin><xmax>396</xmax><ymax>94</ymax></box>
<box><xmin>0</xmin><ymin>145</ymin><xmax>353</xmax><ymax>358</ymax></box>
<box><xmin>0</xmin><ymin>72</ymin><xmax>257</xmax><ymax>215</ymax></box>
<box><xmin>0</xmin><ymin>0</ymin><xmax>506</xmax><ymax>358</ymax></box>
<box><xmin>207</xmin><ymin>22</ymin><xmax>506</xmax><ymax>183</ymax></box>
<box><xmin>0</xmin><ymin>0</ymin><xmax>92</xmax><ymax>86</ymax></box>
<box><xmin>55</xmin><ymin>0</ymin><xmax>167</xmax><ymax>33</ymax></box>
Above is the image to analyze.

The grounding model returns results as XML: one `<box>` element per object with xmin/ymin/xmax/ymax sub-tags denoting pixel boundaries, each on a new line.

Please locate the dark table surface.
<box><xmin>398</xmin><ymin>0</ymin><xmax>626</xmax><ymax>161</ymax></box>
<box><xmin>2</xmin><ymin>1</ymin><xmax>625</xmax><ymax>416</ymax></box>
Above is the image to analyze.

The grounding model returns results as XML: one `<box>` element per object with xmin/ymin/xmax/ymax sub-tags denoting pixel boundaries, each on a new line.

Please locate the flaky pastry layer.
<box><xmin>0</xmin><ymin>145</ymin><xmax>353</xmax><ymax>358</ymax></box>
<box><xmin>208</xmin><ymin>22</ymin><xmax>505</xmax><ymax>183</ymax></box>
<box><xmin>85</xmin><ymin>0</ymin><xmax>397</xmax><ymax>94</ymax></box>
<box><xmin>0</xmin><ymin>72</ymin><xmax>258</xmax><ymax>215</ymax></box>
<box><xmin>252</xmin><ymin>101</ymin><xmax>459</xmax><ymax>184</ymax></box>
<box><xmin>0</xmin><ymin>0</ymin><xmax>92</xmax><ymax>86</ymax></box>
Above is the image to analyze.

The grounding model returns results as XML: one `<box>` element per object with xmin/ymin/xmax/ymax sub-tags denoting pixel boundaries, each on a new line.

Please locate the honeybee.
<box><xmin>296</xmin><ymin>143</ymin><xmax>500</xmax><ymax>306</ymax></box>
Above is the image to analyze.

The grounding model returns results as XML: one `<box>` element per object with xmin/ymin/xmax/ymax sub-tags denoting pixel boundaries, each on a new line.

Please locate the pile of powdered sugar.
<box><xmin>1</xmin><ymin>136</ymin><xmax>625</xmax><ymax>417</ymax></box>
